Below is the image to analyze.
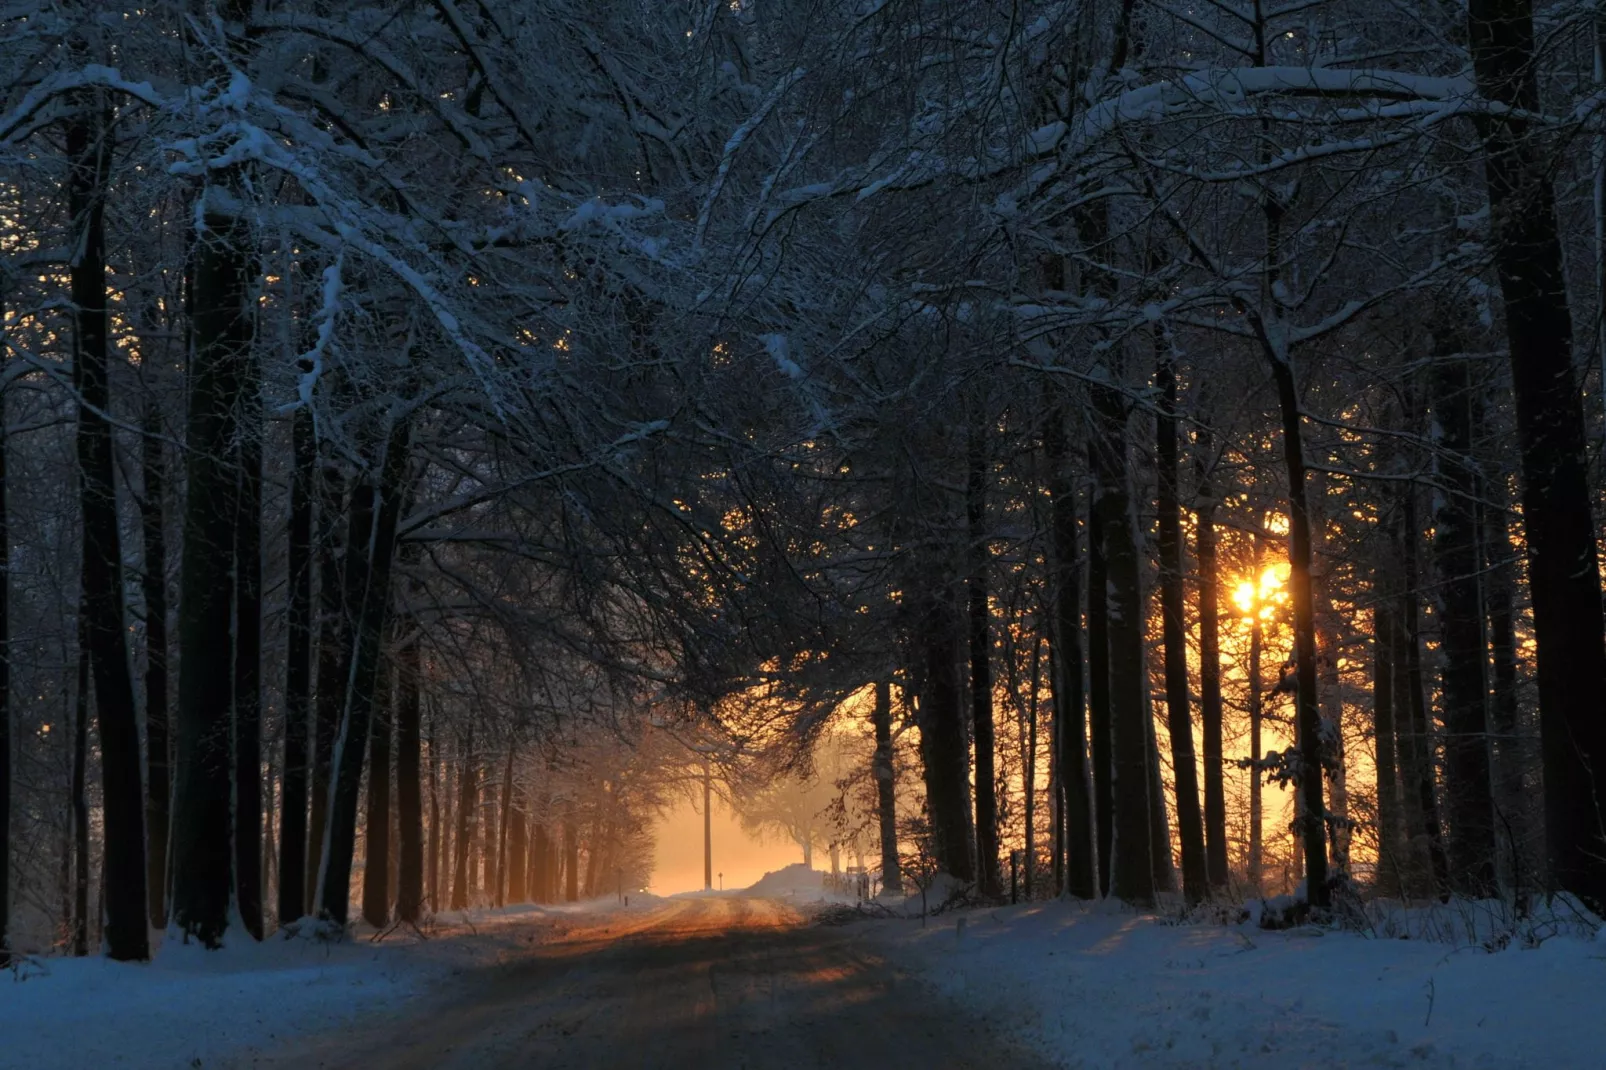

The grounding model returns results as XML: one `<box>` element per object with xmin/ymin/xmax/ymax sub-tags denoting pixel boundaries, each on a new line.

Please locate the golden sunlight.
<box><xmin>1231</xmin><ymin>562</ymin><xmax>1291</xmax><ymax>620</ymax></box>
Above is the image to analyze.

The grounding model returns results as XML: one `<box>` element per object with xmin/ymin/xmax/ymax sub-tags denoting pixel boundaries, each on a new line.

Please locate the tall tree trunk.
<box><xmin>362</xmin><ymin>659</ymin><xmax>393</xmax><ymax>928</ymax></box>
<box><xmin>871</xmin><ymin>680</ymin><xmax>902</xmax><ymax>895</ymax></box>
<box><xmin>71</xmin><ymin>603</ymin><xmax>89</xmax><ymax>958</ymax></box>
<box><xmin>1156</xmin><ymin>355</ymin><xmax>1208</xmax><ymax>904</ymax></box>
<box><xmin>564</xmin><ymin>818</ymin><xmax>579</xmax><ymax>902</ymax></box>
<box><xmin>307</xmin><ymin>461</ymin><xmax>345</xmax><ymax>909</ymax></box>
<box><xmin>318</xmin><ymin>417</ymin><xmax>409</xmax><ymax>924</ymax></box>
<box><xmin>234</xmin><ymin>350</ymin><xmax>264</xmax><ymax>941</ymax></box>
<box><xmin>916</xmin><ymin>585</ymin><xmax>975</xmax><ymax>883</ymax></box>
<box><xmin>1264</xmin><ymin>351</ymin><xmax>1330</xmax><ymax>909</ymax></box>
<box><xmin>1468</xmin><ymin>0</ymin><xmax>1606</xmax><ymax>911</ymax></box>
<box><xmin>703</xmin><ymin>760</ymin><xmax>713</xmax><ymax>890</ymax></box>
<box><xmin>1085</xmin><ymin>446</ymin><xmax>1114</xmax><ymax>898</ymax></box>
<box><xmin>1194</xmin><ymin>437</ymin><xmax>1228</xmax><ymax>891</ymax></box>
<box><xmin>1248</xmin><ymin>615</ymin><xmax>1264</xmax><ymax>894</ymax></box>
<box><xmin>1025</xmin><ymin>638</ymin><xmax>1041</xmax><ymax>898</ymax></box>
<box><xmin>396</xmin><ymin>610</ymin><xmax>424</xmax><ymax>922</ymax></box>
<box><xmin>140</xmin><ymin>393</ymin><xmax>171</xmax><ymax>929</ymax></box>
<box><xmin>1429</xmin><ymin>329</ymin><xmax>1499</xmax><ymax>897</ymax></box>
<box><xmin>1044</xmin><ymin>406</ymin><xmax>1094</xmax><ymax>898</ymax></box>
<box><xmin>70</xmin><ymin>100</ymin><xmax>150</xmax><ymax>959</ymax></box>
<box><xmin>0</xmin><ymin>365</ymin><xmax>9</xmax><ymax>966</ymax></box>
<box><xmin>451</xmin><ymin>729</ymin><xmax>475</xmax><ymax>911</ymax></box>
<box><xmin>1091</xmin><ymin>386</ymin><xmax>1153</xmax><ymax>907</ymax></box>
<box><xmin>507</xmin><ymin>782</ymin><xmax>528</xmax><ymax>905</ymax></box>
<box><xmin>1372</xmin><ymin>595</ymin><xmax>1409</xmax><ymax>897</ymax></box>
<box><xmin>279</xmin><ymin>402</ymin><xmax>314</xmax><ymax>923</ymax></box>
<box><xmin>1482</xmin><ymin>478</ymin><xmax>1527</xmax><ymax>890</ymax></box>
<box><xmin>495</xmin><ymin>748</ymin><xmax>515</xmax><ymax>908</ymax></box>
<box><xmin>531</xmin><ymin>822</ymin><xmax>549</xmax><ymax>904</ymax></box>
<box><xmin>1398</xmin><ymin>487</ymin><xmax>1451</xmax><ymax>897</ymax></box>
<box><xmin>966</xmin><ymin>425</ymin><xmax>1001</xmax><ymax>897</ymax></box>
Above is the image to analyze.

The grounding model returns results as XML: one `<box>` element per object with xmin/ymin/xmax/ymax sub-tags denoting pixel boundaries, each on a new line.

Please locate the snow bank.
<box><xmin>0</xmin><ymin>904</ymin><xmax>589</xmax><ymax>1070</ymax></box>
<box><xmin>876</xmin><ymin>900</ymin><xmax>1606</xmax><ymax>1069</ymax></box>
<box><xmin>745</xmin><ymin>862</ymin><xmax>825</xmax><ymax>897</ymax></box>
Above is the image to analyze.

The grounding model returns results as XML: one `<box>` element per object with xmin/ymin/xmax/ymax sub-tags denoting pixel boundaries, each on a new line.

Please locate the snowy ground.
<box><xmin>8</xmin><ymin>887</ymin><xmax>1601</xmax><ymax>1069</ymax></box>
<box><xmin>0</xmin><ymin>899</ymin><xmax>649</xmax><ymax>1070</ymax></box>
<box><xmin>872</xmin><ymin>898</ymin><xmax>1606</xmax><ymax>1069</ymax></box>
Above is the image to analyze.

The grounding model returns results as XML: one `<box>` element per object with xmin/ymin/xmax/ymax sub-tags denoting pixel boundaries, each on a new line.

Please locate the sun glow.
<box><xmin>1232</xmin><ymin>562</ymin><xmax>1291</xmax><ymax>620</ymax></box>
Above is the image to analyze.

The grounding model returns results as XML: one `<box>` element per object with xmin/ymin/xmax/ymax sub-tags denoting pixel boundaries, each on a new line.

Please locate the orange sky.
<box><xmin>648</xmin><ymin>790</ymin><xmax>807</xmax><ymax>895</ymax></box>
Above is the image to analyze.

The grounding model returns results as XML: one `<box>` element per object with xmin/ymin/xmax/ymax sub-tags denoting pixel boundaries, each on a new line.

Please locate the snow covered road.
<box><xmin>229</xmin><ymin>896</ymin><xmax>1053</xmax><ymax>1069</ymax></box>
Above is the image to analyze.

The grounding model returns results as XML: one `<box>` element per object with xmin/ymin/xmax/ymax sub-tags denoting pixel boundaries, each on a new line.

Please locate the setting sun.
<box><xmin>1232</xmin><ymin>562</ymin><xmax>1291</xmax><ymax>619</ymax></box>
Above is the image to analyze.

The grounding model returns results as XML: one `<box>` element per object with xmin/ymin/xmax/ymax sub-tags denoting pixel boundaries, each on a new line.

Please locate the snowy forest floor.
<box><xmin>4</xmin><ymin>894</ymin><xmax>1602</xmax><ymax>1069</ymax></box>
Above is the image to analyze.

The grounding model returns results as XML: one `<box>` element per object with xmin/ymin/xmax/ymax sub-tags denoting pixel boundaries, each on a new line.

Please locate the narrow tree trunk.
<box><xmin>396</xmin><ymin>613</ymin><xmax>424</xmax><ymax>922</ymax></box>
<box><xmin>317</xmin><ymin>417</ymin><xmax>409</xmax><ymax>924</ymax></box>
<box><xmin>564</xmin><ymin>819</ymin><xmax>579</xmax><ymax>902</ymax></box>
<box><xmin>71</xmin><ymin>606</ymin><xmax>89</xmax><ymax>958</ymax></box>
<box><xmin>1044</xmin><ymin>406</ymin><xmax>1094</xmax><ymax>898</ymax></box>
<box><xmin>871</xmin><ymin>680</ymin><xmax>902</xmax><ymax>895</ymax></box>
<box><xmin>1429</xmin><ymin>331</ymin><xmax>1499</xmax><ymax>897</ymax></box>
<box><xmin>1468</xmin><ymin>0</ymin><xmax>1606</xmax><ymax>911</ymax></box>
<box><xmin>966</xmin><ymin>425</ymin><xmax>1001</xmax><ymax>897</ymax></box>
<box><xmin>307</xmin><ymin>462</ymin><xmax>345</xmax><ymax>909</ymax></box>
<box><xmin>234</xmin><ymin>350</ymin><xmax>264</xmax><ymax>941</ymax></box>
<box><xmin>1085</xmin><ymin>449</ymin><xmax>1114</xmax><ymax>898</ymax></box>
<box><xmin>362</xmin><ymin>659</ymin><xmax>393</xmax><ymax>928</ymax></box>
<box><xmin>531</xmin><ymin>822</ymin><xmax>549</xmax><ymax>903</ymax></box>
<box><xmin>1372</xmin><ymin>596</ymin><xmax>1408</xmax><ymax>897</ymax></box>
<box><xmin>1091</xmin><ymin>386</ymin><xmax>1154</xmax><ymax>907</ymax></box>
<box><xmin>1024</xmin><ymin>638</ymin><xmax>1040</xmax><ymax>898</ymax></box>
<box><xmin>1156</xmin><ymin>355</ymin><xmax>1208</xmax><ymax>904</ymax></box>
<box><xmin>1398</xmin><ymin>486</ymin><xmax>1450</xmax><ymax>896</ymax></box>
<box><xmin>140</xmin><ymin>394</ymin><xmax>171</xmax><ymax>929</ymax></box>
<box><xmin>495</xmin><ymin>748</ymin><xmax>515</xmax><ymax>908</ymax></box>
<box><xmin>1145</xmin><ymin>692</ymin><xmax>1175</xmax><ymax>894</ymax></box>
<box><xmin>451</xmin><ymin>730</ymin><xmax>475</xmax><ymax>911</ymax></box>
<box><xmin>0</xmin><ymin>368</ymin><xmax>9</xmax><ymax>966</ymax></box>
<box><xmin>279</xmin><ymin>402</ymin><xmax>314</xmax><ymax>923</ymax></box>
<box><xmin>69</xmin><ymin>98</ymin><xmax>149</xmax><ymax>959</ymax></box>
<box><xmin>1248</xmin><ymin>616</ymin><xmax>1264</xmax><ymax>895</ymax></box>
<box><xmin>916</xmin><ymin>585</ymin><xmax>975</xmax><ymax>883</ymax></box>
<box><xmin>1482</xmin><ymin>480</ymin><xmax>1526</xmax><ymax>889</ymax></box>
<box><xmin>1265</xmin><ymin>352</ymin><xmax>1329</xmax><ymax>909</ymax></box>
<box><xmin>1195</xmin><ymin>438</ymin><xmax>1228</xmax><ymax>891</ymax></box>
<box><xmin>703</xmin><ymin>760</ymin><xmax>713</xmax><ymax>890</ymax></box>
<box><xmin>507</xmin><ymin>783</ymin><xmax>528</xmax><ymax>905</ymax></box>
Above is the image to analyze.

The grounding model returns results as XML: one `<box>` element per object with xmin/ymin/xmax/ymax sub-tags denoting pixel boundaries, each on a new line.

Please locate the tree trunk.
<box><xmin>1429</xmin><ymin>329</ymin><xmax>1499</xmax><ymax>897</ymax></box>
<box><xmin>1265</xmin><ymin>352</ymin><xmax>1329</xmax><ymax>909</ymax></box>
<box><xmin>531</xmin><ymin>822</ymin><xmax>549</xmax><ymax>903</ymax></box>
<box><xmin>1085</xmin><ymin>443</ymin><xmax>1114</xmax><ymax>898</ymax></box>
<box><xmin>703</xmin><ymin>760</ymin><xmax>713</xmax><ymax>890</ymax></box>
<box><xmin>916</xmin><ymin>585</ymin><xmax>974</xmax><ymax>883</ymax></box>
<box><xmin>1468</xmin><ymin>0</ymin><xmax>1606</xmax><ymax>911</ymax></box>
<box><xmin>140</xmin><ymin>393</ymin><xmax>171</xmax><ymax>929</ymax></box>
<box><xmin>1091</xmin><ymin>386</ymin><xmax>1154</xmax><ymax>907</ymax></box>
<box><xmin>451</xmin><ymin>730</ymin><xmax>475</xmax><ymax>911</ymax></box>
<box><xmin>966</xmin><ymin>425</ymin><xmax>1001</xmax><ymax>897</ymax></box>
<box><xmin>1194</xmin><ymin>437</ymin><xmax>1228</xmax><ymax>891</ymax></box>
<box><xmin>1025</xmin><ymin>638</ymin><xmax>1041</xmax><ymax>898</ymax></box>
<box><xmin>1397</xmin><ymin>486</ymin><xmax>1450</xmax><ymax>897</ymax></box>
<box><xmin>871</xmin><ymin>680</ymin><xmax>902</xmax><ymax>895</ymax></box>
<box><xmin>507</xmin><ymin>782</ymin><xmax>528</xmax><ymax>905</ymax></box>
<box><xmin>495</xmin><ymin>748</ymin><xmax>515</xmax><ymax>908</ymax></box>
<box><xmin>396</xmin><ymin>611</ymin><xmax>424</xmax><ymax>922</ymax></box>
<box><xmin>173</xmin><ymin>192</ymin><xmax>251</xmax><ymax>948</ymax></box>
<box><xmin>1156</xmin><ymin>354</ymin><xmax>1208</xmax><ymax>904</ymax></box>
<box><xmin>564</xmin><ymin>819</ymin><xmax>579</xmax><ymax>902</ymax></box>
<box><xmin>1482</xmin><ymin>476</ymin><xmax>1527</xmax><ymax>891</ymax></box>
<box><xmin>0</xmin><ymin>368</ymin><xmax>9</xmax><ymax>966</ymax></box>
<box><xmin>69</xmin><ymin>99</ymin><xmax>150</xmax><ymax>959</ymax></box>
<box><xmin>279</xmin><ymin>402</ymin><xmax>314</xmax><ymax>923</ymax></box>
<box><xmin>1044</xmin><ymin>405</ymin><xmax>1094</xmax><ymax>899</ymax></box>
<box><xmin>1248</xmin><ymin>615</ymin><xmax>1264</xmax><ymax>894</ymax></box>
<box><xmin>362</xmin><ymin>659</ymin><xmax>393</xmax><ymax>928</ymax></box>
<box><xmin>307</xmin><ymin>461</ymin><xmax>346</xmax><ymax>909</ymax></box>
<box><xmin>1371</xmin><ymin>596</ymin><xmax>1409</xmax><ymax>897</ymax></box>
<box><xmin>71</xmin><ymin>605</ymin><xmax>90</xmax><ymax>957</ymax></box>
<box><xmin>318</xmin><ymin>417</ymin><xmax>410</xmax><ymax>924</ymax></box>
<box><xmin>234</xmin><ymin>349</ymin><xmax>264</xmax><ymax>941</ymax></box>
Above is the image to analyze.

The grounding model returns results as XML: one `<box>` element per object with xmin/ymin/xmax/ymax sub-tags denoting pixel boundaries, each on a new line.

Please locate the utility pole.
<box><xmin>703</xmin><ymin>760</ymin><xmax>713</xmax><ymax>892</ymax></box>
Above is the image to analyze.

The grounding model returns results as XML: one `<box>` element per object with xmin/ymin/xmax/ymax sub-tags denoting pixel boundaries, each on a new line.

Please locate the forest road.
<box><xmin>231</xmin><ymin>896</ymin><xmax>1053</xmax><ymax>1070</ymax></box>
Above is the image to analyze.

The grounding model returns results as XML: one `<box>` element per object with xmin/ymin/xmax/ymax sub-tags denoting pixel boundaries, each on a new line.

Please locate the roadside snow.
<box><xmin>0</xmin><ymin>900</ymin><xmax>637</xmax><ymax>1070</ymax></box>
<box><xmin>876</xmin><ymin>900</ymin><xmax>1606</xmax><ymax>1069</ymax></box>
